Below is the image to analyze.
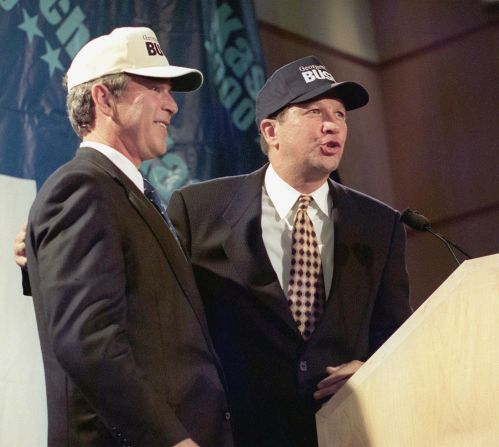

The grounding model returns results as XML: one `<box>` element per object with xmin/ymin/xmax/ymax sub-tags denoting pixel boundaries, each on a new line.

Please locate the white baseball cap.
<box><xmin>66</xmin><ymin>27</ymin><xmax>203</xmax><ymax>92</ymax></box>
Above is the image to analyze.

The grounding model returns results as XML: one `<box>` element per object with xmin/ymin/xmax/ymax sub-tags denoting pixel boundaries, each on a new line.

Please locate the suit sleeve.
<box><xmin>369</xmin><ymin>213</ymin><xmax>412</xmax><ymax>353</ymax></box>
<box><xmin>27</xmin><ymin>171</ymin><xmax>189</xmax><ymax>446</ymax></box>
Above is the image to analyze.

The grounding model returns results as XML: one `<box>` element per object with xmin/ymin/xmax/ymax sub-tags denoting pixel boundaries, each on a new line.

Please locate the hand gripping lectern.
<box><xmin>316</xmin><ymin>253</ymin><xmax>499</xmax><ymax>447</ymax></box>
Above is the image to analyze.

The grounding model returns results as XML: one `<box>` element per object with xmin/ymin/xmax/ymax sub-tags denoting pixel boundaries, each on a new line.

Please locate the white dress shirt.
<box><xmin>80</xmin><ymin>141</ymin><xmax>144</xmax><ymax>192</ymax></box>
<box><xmin>261</xmin><ymin>164</ymin><xmax>334</xmax><ymax>297</ymax></box>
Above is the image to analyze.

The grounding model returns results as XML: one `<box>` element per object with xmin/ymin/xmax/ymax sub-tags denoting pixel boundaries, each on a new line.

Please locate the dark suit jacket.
<box><xmin>168</xmin><ymin>164</ymin><xmax>411</xmax><ymax>447</ymax></box>
<box><xmin>26</xmin><ymin>148</ymin><xmax>234</xmax><ymax>447</ymax></box>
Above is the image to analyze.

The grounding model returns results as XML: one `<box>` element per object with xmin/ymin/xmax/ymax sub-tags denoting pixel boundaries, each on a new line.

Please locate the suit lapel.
<box><xmin>221</xmin><ymin>165</ymin><xmax>301</xmax><ymax>335</ymax></box>
<box><xmin>309</xmin><ymin>180</ymin><xmax>371</xmax><ymax>347</ymax></box>
<box><xmin>75</xmin><ymin>148</ymin><xmax>213</xmax><ymax>343</ymax></box>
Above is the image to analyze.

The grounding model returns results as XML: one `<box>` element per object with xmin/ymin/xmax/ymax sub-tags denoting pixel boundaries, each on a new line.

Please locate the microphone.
<box><xmin>400</xmin><ymin>208</ymin><xmax>472</xmax><ymax>266</ymax></box>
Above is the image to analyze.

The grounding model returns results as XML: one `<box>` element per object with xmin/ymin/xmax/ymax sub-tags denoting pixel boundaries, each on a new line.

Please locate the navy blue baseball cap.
<box><xmin>256</xmin><ymin>56</ymin><xmax>369</xmax><ymax>126</ymax></box>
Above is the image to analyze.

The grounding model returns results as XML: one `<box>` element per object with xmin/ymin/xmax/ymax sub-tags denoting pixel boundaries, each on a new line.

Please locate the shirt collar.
<box><xmin>264</xmin><ymin>164</ymin><xmax>331</xmax><ymax>219</ymax></box>
<box><xmin>80</xmin><ymin>141</ymin><xmax>144</xmax><ymax>192</ymax></box>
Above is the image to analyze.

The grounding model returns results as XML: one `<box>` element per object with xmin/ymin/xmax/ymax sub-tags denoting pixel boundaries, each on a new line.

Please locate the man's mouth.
<box><xmin>320</xmin><ymin>141</ymin><xmax>340</xmax><ymax>155</ymax></box>
<box><xmin>154</xmin><ymin>121</ymin><xmax>168</xmax><ymax>129</ymax></box>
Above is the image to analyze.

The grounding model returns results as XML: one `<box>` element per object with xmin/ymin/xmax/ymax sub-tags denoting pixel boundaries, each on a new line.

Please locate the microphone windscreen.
<box><xmin>400</xmin><ymin>208</ymin><xmax>431</xmax><ymax>231</ymax></box>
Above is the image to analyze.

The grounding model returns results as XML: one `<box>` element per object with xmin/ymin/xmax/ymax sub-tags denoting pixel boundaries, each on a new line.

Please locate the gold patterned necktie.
<box><xmin>287</xmin><ymin>195</ymin><xmax>326</xmax><ymax>340</ymax></box>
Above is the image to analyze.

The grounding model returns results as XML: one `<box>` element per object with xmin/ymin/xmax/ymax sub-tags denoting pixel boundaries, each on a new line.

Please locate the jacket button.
<box><xmin>224</xmin><ymin>411</ymin><xmax>231</xmax><ymax>421</ymax></box>
<box><xmin>299</xmin><ymin>360</ymin><xmax>308</xmax><ymax>372</ymax></box>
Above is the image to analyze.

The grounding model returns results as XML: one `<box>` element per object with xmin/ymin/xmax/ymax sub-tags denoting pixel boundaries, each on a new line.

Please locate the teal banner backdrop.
<box><xmin>0</xmin><ymin>0</ymin><xmax>266</xmax><ymax>199</ymax></box>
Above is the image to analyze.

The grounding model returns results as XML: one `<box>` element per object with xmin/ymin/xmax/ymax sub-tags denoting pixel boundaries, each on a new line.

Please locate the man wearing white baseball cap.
<box><xmin>24</xmin><ymin>27</ymin><xmax>233</xmax><ymax>447</ymax></box>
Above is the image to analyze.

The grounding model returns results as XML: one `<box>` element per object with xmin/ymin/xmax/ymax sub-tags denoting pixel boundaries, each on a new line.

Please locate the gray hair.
<box><xmin>64</xmin><ymin>73</ymin><xmax>131</xmax><ymax>137</ymax></box>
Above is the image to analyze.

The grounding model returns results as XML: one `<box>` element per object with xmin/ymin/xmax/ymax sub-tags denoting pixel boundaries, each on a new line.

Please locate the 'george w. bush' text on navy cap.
<box><xmin>255</xmin><ymin>55</ymin><xmax>369</xmax><ymax>126</ymax></box>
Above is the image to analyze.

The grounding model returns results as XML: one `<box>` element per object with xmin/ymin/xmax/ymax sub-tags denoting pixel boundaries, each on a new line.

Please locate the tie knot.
<box><xmin>298</xmin><ymin>195</ymin><xmax>312</xmax><ymax>210</ymax></box>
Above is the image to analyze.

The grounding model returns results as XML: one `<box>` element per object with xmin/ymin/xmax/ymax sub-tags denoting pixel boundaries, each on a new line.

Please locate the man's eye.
<box><xmin>308</xmin><ymin>108</ymin><xmax>321</xmax><ymax>114</ymax></box>
<box><xmin>336</xmin><ymin>111</ymin><xmax>346</xmax><ymax>120</ymax></box>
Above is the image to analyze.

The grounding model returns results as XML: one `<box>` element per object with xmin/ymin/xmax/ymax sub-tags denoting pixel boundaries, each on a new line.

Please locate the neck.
<box><xmin>271</xmin><ymin>165</ymin><xmax>328</xmax><ymax>194</ymax></box>
<box><xmin>83</xmin><ymin>131</ymin><xmax>140</xmax><ymax>167</ymax></box>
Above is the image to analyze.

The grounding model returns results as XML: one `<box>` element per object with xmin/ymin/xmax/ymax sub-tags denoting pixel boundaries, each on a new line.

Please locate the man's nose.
<box><xmin>163</xmin><ymin>92</ymin><xmax>178</xmax><ymax>116</ymax></box>
<box><xmin>323</xmin><ymin>119</ymin><xmax>339</xmax><ymax>133</ymax></box>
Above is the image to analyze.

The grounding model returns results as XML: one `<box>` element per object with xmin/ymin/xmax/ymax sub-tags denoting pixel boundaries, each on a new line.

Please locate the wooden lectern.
<box><xmin>316</xmin><ymin>254</ymin><xmax>499</xmax><ymax>446</ymax></box>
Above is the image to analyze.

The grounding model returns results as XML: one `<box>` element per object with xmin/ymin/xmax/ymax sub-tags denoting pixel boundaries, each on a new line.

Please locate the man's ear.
<box><xmin>260</xmin><ymin>118</ymin><xmax>278</xmax><ymax>149</ymax></box>
<box><xmin>91</xmin><ymin>83</ymin><xmax>116</xmax><ymax>118</ymax></box>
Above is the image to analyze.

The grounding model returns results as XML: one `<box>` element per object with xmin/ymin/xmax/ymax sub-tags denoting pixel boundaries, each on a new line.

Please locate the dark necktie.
<box><xmin>143</xmin><ymin>176</ymin><xmax>169</xmax><ymax>222</ymax></box>
<box><xmin>287</xmin><ymin>195</ymin><xmax>326</xmax><ymax>340</ymax></box>
<box><xmin>142</xmin><ymin>176</ymin><xmax>185</xmax><ymax>255</ymax></box>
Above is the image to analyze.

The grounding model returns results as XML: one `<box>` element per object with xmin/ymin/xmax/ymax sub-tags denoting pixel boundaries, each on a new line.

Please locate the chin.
<box><xmin>323</xmin><ymin>158</ymin><xmax>341</xmax><ymax>172</ymax></box>
<box><xmin>155</xmin><ymin>145</ymin><xmax>168</xmax><ymax>156</ymax></box>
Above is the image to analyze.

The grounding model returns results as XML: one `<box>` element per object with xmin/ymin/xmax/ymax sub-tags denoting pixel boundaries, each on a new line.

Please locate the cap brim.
<box><xmin>291</xmin><ymin>81</ymin><xmax>369</xmax><ymax>111</ymax></box>
<box><xmin>124</xmin><ymin>65</ymin><xmax>203</xmax><ymax>92</ymax></box>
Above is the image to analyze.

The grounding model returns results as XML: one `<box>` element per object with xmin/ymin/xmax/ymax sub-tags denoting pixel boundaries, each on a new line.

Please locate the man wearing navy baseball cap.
<box><xmin>167</xmin><ymin>56</ymin><xmax>412</xmax><ymax>446</ymax></box>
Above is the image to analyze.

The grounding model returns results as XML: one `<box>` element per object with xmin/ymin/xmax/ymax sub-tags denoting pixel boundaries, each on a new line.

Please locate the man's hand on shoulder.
<box><xmin>14</xmin><ymin>224</ymin><xmax>28</xmax><ymax>269</ymax></box>
<box><xmin>313</xmin><ymin>360</ymin><xmax>364</xmax><ymax>400</ymax></box>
